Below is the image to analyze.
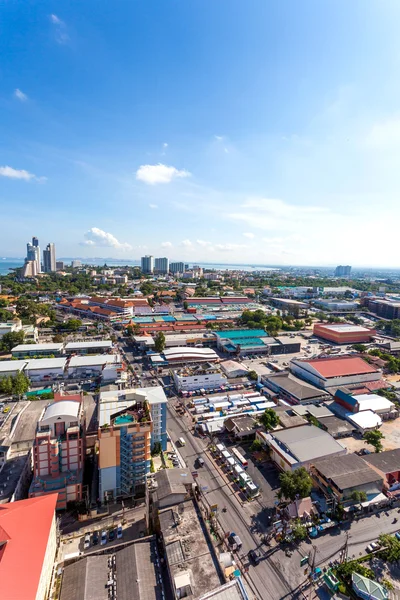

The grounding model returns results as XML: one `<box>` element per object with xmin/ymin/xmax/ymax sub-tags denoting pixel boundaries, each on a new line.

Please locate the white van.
<box><xmin>178</xmin><ymin>437</ymin><xmax>186</xmax><ymax>447</ymax></box>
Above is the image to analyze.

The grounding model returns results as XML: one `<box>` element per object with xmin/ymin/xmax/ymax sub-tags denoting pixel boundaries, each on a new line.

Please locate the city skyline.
<box><xmin>2</xmin><ymin>2</ymin><xmax>400</xmax><ymax>266</ymax></box>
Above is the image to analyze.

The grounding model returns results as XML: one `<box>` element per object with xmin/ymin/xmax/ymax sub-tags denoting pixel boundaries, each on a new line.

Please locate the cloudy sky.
<box><xmin>1</xmin><ymin>1</ymin><xmax>400</xmax><ymax>266</ymax></box>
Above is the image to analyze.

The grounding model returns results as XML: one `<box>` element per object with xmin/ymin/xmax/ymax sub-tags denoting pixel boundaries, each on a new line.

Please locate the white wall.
<box><xmin>290</xmin><ymin>362</ymin><xmax>381</xmax><ymax>390</ymax></box>
<box><xmin>173</xmin><ymin>371</ymin><xmax>226</xmax><ymax>391</ymax></box>
<box><xmin>35</xmin><ymin>513</ymin><xmax>57</xmax><ymax>600</ymax></box>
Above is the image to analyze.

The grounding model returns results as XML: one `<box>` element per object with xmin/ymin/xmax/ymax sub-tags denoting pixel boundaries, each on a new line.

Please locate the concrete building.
<box><xmin>0</xmin><ymin>494</ymin><xmax>58</xmax><ymax>600</ymax></box>
<box><xmin>21</xmin><ymin>259</ymin><xmax>38</xmax><ymax>278</ymax></box>
<box><xmin>29</xmin><ymin>394</ymin><xmax>85</xmax><ymax>510</ymax></box>
<box><xmin>11</xmin><ymin>342</ymin><xmax>64</xmax><ymax>358</ymax></box>
<box><xmin>67</xmin><ymin>354</ymin><xmax>123</xmax><ymax>378</ymax></box>
<box><xmin>334</xmin><ymin>265</ymin><xmax>352</xmax><ymax>277</ymax></box>
<box><xmin>262</xmin><ymin>372</ymin><xmax>329</xmax><ymax>404</ymax></box>
<box><xmin>362</xmin><ymin>297</ymin><xmax>400</xmax><ymax>320</ymax></box>
<box><xmin>162</xmin><ymin>346</ymin><xmax>219</xmax><ymax>363</ymax></box>
<box><xmin>56</xmin><ymin>260</ymin><xmax>65</xmax><ymax>270</ymax></box>
<box><xmin>311</xmin><ymin>454</ymin><xmax>384</xmax><ymax>507</ymax></box>
<box><xmin>220</xmin><ymin>360</ymin><xmax>249</xmax><ymax>378</ymax></box>
<box><xmin>97</xmin><ymin>393</ymin><xmax>152</xmax><ymax>502</ymax></box>
<box><xmin>25</xmin><ymin>358</ymin><xmax>67</xmax><ymax>381</ymax></box>
<box><xmin>313</xmin><ymin>323</ymin><xmax>376</xmax><ymax>344</ymax></box>
<box><xmin>173</xmin><ymin>366</ymin><xmax>227</xmax><ymax>392</ymax></box>
<box><xmin>170</xmin><ymin>261</ymin><xmax>185</xmax><ymax>274</ymax></box>
<box><xmin>263</xmin><ymin>425</ymin><xmax>347</xmax><ymax>472</ymax></box>
<box><xmin>100</xmin><ymin>386</ymin><xmax>168</xmax><ymax>452</ymax></box>
<box><xmin>363</xmin><ymin>449</ymin><xmax>400</xmax><ymax>499</ymax></box>
<box><xmin>43</xmin><ymin>243</ymin><xmax>56</xmax><ymax>273</ymax></box>
<box><xmin>163</xmin><ymin>332</ymin><xmax>217</xmax><ymax>348</ymax></box>
<box><xmin>0</xmin><ymin>318</ymin><xmax>38</xmax><ymax>342</ymax></box>
<box><xmin>71</xmin><ymin>260</ymin><xmax>81</xmax><ymax>268</ymax></box>
<box><xmin>64</xmin><ymin>340</ymin><xmax>113</xmax><ymax>355</ymax></box>
<box><xmin>141</xmin><ymin>255</ymin><xmax>154</xmax><ymax>274</ymax></box>
<box><xmin>290</xmin><ymin>356</ymin><xmax>381</xmax><ymax>390</ymax></box>
<box><xmin>26</xmin><ymin>236</ymin><xmax>41</xmax><ymax>273</ymax></box>
<box><xmin>154</xmin><ymin>257</ymin><xmax>169</xmax><ymax>274</ymax></box>
<box><xmin>270</xmin><ymin>297</ymin><xmax>308</xmax><ymax>315</ymax></box>
<box><xmin>314</xmin><ymin>299</ymin><xmax>358</xmax><ymax>312</ymax></box>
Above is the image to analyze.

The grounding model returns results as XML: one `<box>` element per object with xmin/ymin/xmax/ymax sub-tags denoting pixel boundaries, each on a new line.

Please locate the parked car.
<box><xmin>101</xmin><ymin>530</ymin><xmax>107</xmax><ymax>545</ymax></box>
<box><xmin>84</xmin><ymin>533</ymin><xmax>91</xmax><ymax>550</ymax></box>
<box><xmin>197</xmin><ymin>456</ymin><xmax>205</xmax><ymax>467</ymax></box>
<box><xmin>366</xmin><ymin>542</ymin><xmax>380</xmax><ymax>553</ymax></box>
<box><xmin>92</xmin><ymin>531</ymin><xmax>99</xmax><ymax>545</ymax></box>
<box><xmin>108</xmin><ymin>529</ymin><xmax>115</xmax><ymax>542</ymax></box>
<box><xmin>249</xmin><ymin>549</ymin><xmax>262</xmax><ymax>564</ymax></box>
<box><xmin>117</xmin><ymin>524</ymin><xmax>123</xmax><ymax>539</ymax></box>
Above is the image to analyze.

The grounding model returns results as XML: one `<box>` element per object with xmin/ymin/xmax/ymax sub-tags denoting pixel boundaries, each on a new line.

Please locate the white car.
<box><xmin>101</xmin><ymin>530</ymin><xmax>107</xmax><ymax>545</ymax></box>
<box><xmin>366</xmin><ymin>542</ymin><xmax>380</xmax><ymax>553</ymax></box>
<box><xmin>84</xmin><ymin>533</ymin><xmax>91</xmax><ymax>549</ymax></box>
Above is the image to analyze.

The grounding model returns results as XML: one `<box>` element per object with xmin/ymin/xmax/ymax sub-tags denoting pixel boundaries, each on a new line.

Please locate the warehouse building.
<box><xmin>24</xmin><ymin>358</ymin><xmax>67</xmax><ymax>381</ymax></box>
<box><xmin>313</xmin><ymin>323</ymin><xmax>376</xmax><ymax>344</ymax></box>
<box><xmin>262</xmin><ymin>371</ymin><xmax>329</xmax><ymax>404</ymax></box>
<box><xmin>363</xmin><ymin>449</ymin><xmax>400</xmax><ymax>499</ymax></box>
<box><xmin>216</xmin><ymin>329</ymin><xmax>300</xmax><ymax>356</ymax></box>
<box><xmin>64</xmin><ymin>340</ymin><xmax>113</xmax><ymax>355</ymax></box>
<box><xmin>220</xmin><ymin>360</ymin><xmax>249</xmax><ymax>378</ymax></box>
<box><xmin>67</xmin><ymin>354</ymin><xmax>123</xmax><ymax>378</ymax></box>
<box><xmin>11</xmin><ymin>342</ymin><xmax>64</xmax><ymax>358</ymax></box>
<box><xmin>290</xmin><ymin>356</ymin><xmax>381</xmax><ymax>390</ymax></box>
<box><xmin>0</xmin><ymin>359</ymin><xmax>28</xmax><ymax>379</ymax></box>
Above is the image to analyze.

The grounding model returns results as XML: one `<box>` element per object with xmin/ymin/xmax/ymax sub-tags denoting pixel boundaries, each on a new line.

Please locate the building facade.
<box><xmin>141</xmin><ymin>255</ymin><xmax>154</xmax><ymax>274</ymax></box>
<box><xmin>43</xmin><ymin>242</ymin><xmax>56</xmax><ymax>272</ymax></box>
<box><xmin>313</xmin><ymin>323</ymin><xmax>376</xmax><ymax>344</ymax></box>
<box><xmin>334</xmin><ymin>265</ymin><xmax>352</xmax><ymax>277</ymax></box>
<box><xmin>173</xmin><ymin>368</ymin><xmax>227</xmax><ymax>392</ymax></box>
<box><xmin>30</xmin><ymin>394</ymin><xmax>86</xmax><ymax>510</ymax></box>
<box><xmin>154</xmin><ymin>257</ymin><xmax>169</xmax><ymax>274</ymax></box>
<box><xmin>170</xmin><ymin>261</ymin><xmax>185</xmax><ymax>274</ymax></box>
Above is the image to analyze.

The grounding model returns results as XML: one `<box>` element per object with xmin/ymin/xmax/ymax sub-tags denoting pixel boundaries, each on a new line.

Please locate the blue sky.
<box><xmin>1</xmin><ymin>1</ymin><xmax>400</xmax><ymax>266</ymax></box>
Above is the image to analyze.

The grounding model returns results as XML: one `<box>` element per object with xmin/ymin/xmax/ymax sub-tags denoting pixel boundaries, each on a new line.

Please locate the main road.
<box><xmin>167</xmin><ymin>402</ymin><xmax>304</xmax><ymax>600</ymax></box>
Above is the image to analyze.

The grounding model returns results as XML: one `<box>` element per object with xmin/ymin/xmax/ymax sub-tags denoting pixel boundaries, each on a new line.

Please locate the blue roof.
<box><xmin>217</xmin><ymin>329</ymin><xmax>267</xmax><ymax>339</ymax></box>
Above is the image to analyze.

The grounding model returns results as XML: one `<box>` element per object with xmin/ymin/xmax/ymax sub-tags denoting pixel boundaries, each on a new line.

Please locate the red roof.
<box><xmin>0</xmin><ymin>494</ymin><xmax>58</xmax><ymax>600</ymax></box>
<box><xmin>304</xmin><ymin>357</ymin><xmax>379</xmax><ymax>378</ymax></box>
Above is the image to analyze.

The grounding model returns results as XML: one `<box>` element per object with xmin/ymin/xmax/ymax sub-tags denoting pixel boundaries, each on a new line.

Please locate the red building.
<box><xmin>313</xmin><ymin>323</ymin><xmax>376</xmax><ymax>344</ymax></box>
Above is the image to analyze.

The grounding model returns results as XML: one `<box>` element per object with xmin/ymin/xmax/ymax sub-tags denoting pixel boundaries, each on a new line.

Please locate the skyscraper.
<box><xmin>170</xmin><ymin>261</ymin><xmax>185</xmax><ymax>274</ymax></box>
<box><xmin>141</xmin><ymin>255</ymin><xmax>154</xmax><ymax>274</ymax></box>
<box><xmin>43</xmin><ymin>243</ymin><xmax>56</xmax><ymax>273</ymax></box>
<box><xmin>26</xmin><ymin>236</ymin><xmax>41</xmax><ymax>273</ymax></box>
<box><xmin>334</xmin><ymin>265</ymin><xmax>352</xmax><ymax>277</ymax></box>
<box><xmin>154</xmin><ymin>257</ymin><xmax>169</xmax><ymax>274</ymax></box>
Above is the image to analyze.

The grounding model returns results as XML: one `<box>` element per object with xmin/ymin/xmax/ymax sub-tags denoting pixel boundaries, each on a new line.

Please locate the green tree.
<box><xmin>279</xmin><ymin>467</ymin><xmax>312</xmax><ymax>501</ymax></box>
<box><xmin>12</xmin><ymin>371</ymin><xmax>29</xmax><ymax>397</ymax></box>
<box><xmin>183</xmin><ymin>301</ymin><xmax>188</xmax><ymax>310</ymax></box>
<box><xmin>363</xmin><ymin>429</ymin><xmax>384</xmax><ymax>453</ymax></box>
<box><xmin>151</xmin><ymin>441</ymin><xmax>162</xmax><ymax>456</ymax></box>
<box><xmin>154</xmin><ymin>331</ymin><xmax>166</xmax><ymax>353</ymax></box>
<box><xmin>349</xmin><ymin>490</ymin><xmax>367</xmax><ymax>502</ymax></box>
<box><xmin>0</xmin><ymin>330</ymin><xmax>25</xmax><ymax>353</ymax></box>
<box><xmin>248</xmin><ymin>370</ymin><xmax>258</xmax><ymax>381</ymax></box>
<box><xmin>52</xmin><ymin>334</ymin><xmax>64</xmax><ymax>343</ymax></box>
<box><xmin>65</xmin><ymin>319</ymin><xmax>82</xmax><ymax>331</ymax></box>
<box><xmin>259</xmin><ymin>408</ymin><xmax>279</xmax><ymax>431</ymax></box>
<box><xmin>352</xmin><ymin>344</ymin><xmax>367</xmax><ymax>353</ymax></box>
<box><xmin>0</xmin><ymin>376</ymin><xmax>13</xmax><ymax>394</ymax></box>
<box><xmin>250</xmin><ymin>439</ymin><xmax>263</xmax><ymax>452</ymax></box>
<box><xmin>126</xmin><ymin>325</ymin><xmax>134</xmax><ymax>336</ymax></box>
<box><xmin>291</xmin><ymin>519</ymin><xmax>307</xmax><ymax>541</ymax></box>
<box><xmin>378</xmin><ymin>534</ymin><xmax>400</xmax><ymax>563</ymax></box>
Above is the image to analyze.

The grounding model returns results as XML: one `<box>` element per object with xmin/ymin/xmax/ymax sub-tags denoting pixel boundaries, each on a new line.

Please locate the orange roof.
<box><xmin>0</xmin><ymin>494</ymin><xmax>58</xmax><ymax>600</ymax></box>
<box><xmin>305</xmin><ymin>356</ymin><xmax>379</xmax><ymax>378</ymax></box>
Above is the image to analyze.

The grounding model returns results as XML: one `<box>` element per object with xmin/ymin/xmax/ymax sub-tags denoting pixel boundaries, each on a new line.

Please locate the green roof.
<box><xmin>352</xmin><ymin>573</ymin><xmax>388</xmax><ymax>600</ymax></box>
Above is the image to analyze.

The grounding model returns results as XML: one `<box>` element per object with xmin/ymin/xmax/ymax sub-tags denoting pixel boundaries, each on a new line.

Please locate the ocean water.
<box><xmin>0</xmin><ymin>259</ymin><xmax>24</xmax><ymax>276</ymax></box>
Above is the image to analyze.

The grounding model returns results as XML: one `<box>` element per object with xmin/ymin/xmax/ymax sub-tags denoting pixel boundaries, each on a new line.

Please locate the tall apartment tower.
<box><xmin>29</xmin><ymin>393</ymin><xmax>86</xmax><ymax>511</ymax></box>
<box><xmin>154</xmin><ymin>257</ymin><xmax>169</xmax><ymax>274</ymax></box>
<box><xmin>141</xmin><ymin>255</ymin><xmax>154</xmax><ymax>274</ymax></box>
<box><xmin>26</xmin><ymin>236</ymin><xmax>41</xmax><ymax>273</ymax></box>
<box><xmin>334</xmin><ymin>265</ymin><xmax>352</xmax><ymax>277</ymax></box>
<box><xmin>170</xmin><ymin>261</ymin><xmax>185</xmax><ymax>275</ymax></box>
<box><xmin>43</xmin><ymin>243</ymin><xmax>56</xmax><ymax>273</ymax></box>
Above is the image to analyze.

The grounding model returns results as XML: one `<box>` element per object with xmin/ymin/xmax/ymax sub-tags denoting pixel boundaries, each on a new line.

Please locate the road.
<box><xmin>167</xmin><ymin>402</ymin><xmax>304</xmax><ymax>600</ymax></box>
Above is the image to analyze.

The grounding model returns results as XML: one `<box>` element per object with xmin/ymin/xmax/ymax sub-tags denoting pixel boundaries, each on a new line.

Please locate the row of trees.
<box><xmin>0</xmin><ymin>372</ymin><xmax>30</xmax><ymax>396</ymax></box>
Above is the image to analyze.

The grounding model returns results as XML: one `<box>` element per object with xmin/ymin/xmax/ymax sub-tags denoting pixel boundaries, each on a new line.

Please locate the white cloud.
<box><xmin>366</xmin><ymin>117</ymin><xmax>400</xmax><ymax>149</ymax></box>
<box><xmin>196</xmin><ymin>239</ymin><xmax>212</xmax><ymax>247</ymax></box>
<box><xmin>243</xmin><ymin>232</ymin><xmax>255</xmax><ymax>239</ymax></box>
<box><xmin>0</xmin><ymin>165</ymin><xmax>45</xmax><ymax>182</ymax></box>
<box><xmin>49</xmin><ymin>13</ymin><xmax>69</xmax><ymax>44</ymax></box>
<box><xmin>163</xmin><ymin>142</ymin><xmax>168</xmax><ymax>148</ymax></box>
<box><xmin>149</xmin><ymin>203</ymin><xmax>158</xmax><ymax>209</ymax></box>
<box><xmin>180</xmin><ymin>239</ymin><xmax>193</xmax><ymax>248</ymax></box>
<box><xmin>82</xmin><ymin>227</ymin><xmax>132</xmax><ymax>250</ymax></box>
<box><xmin>161</xmin><ymin>241</ymin><xmax>173</xmax><ymax>248</ymax></box>
<box><xmin>14</xmin><ymin>88</ymin><xmax>28</xmax><ymax>102</ymax></box>
<box><xmin>214</xmin><ymin>135</ymin><xmax>224</xmax><ymax>141</ymax></box>
<box><xmin>214</xmin><ymin>243</ymin><xmax>248</xmax><ymax>251</ymax></box>
<box><xmin>136</xmin><ymin>163</ymin><xmax>191</xmax><ymax>185</ymax></box>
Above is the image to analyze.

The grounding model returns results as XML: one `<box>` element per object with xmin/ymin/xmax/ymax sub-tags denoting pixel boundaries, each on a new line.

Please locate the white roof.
<box><xmin>220</xmin><ymin>360</ymin><xmax>248</xmax><ymax>373</ymax></box>
<box><xmin>68</xmin><ymin>354</ymin><xmax>121</xmax><ymax>367</ymax></box>
<box><xmin>25</xmin><ymin>358</ymin><xmax>67</xmax><ymax>370</ymax></box>
<box><xmin>163</xmin><ymin>347</ymin><xmax>218</xmax><ymax>360</ymax></box>
<box><xmin>347</xmin><ymin>410</ymin><xmax>382</xmax><ymax>430</ymax></box>
<box><xmin>12</xmin><ymin>343</ymin><xmax>63</xmax><ymax>352</ymax></box>
<box><xmin>99</xmin><ymin>386</ymin><xmax>167</xmax><ymax>426</ymax></box>
<box><xmin>0</xmin><ymin>360</ymin><xmax>27</xmax><ymax>373</ymax></box>
<box><xmin>320</xmin><ymin>324</ymin><xmax>371</xmax><ymax>333</ymax></box>
<box><xmin>133</xmin><ymin>336</ymin><xmax>155</xmax><ymax>344</ymax></box>
<box><xmin>41</xmin><ymin>400</ymin><xmax>80</xmax><ymax>423</ymax></box>
<box><xmin>65</xmin><ymin>340</ymin><xmax>113</xmax><ymax>349</ymax></box>
<box><xmin>353</xmin><ymin>394</ymin><xmax>395</xmax><ymax>412</ymax></box>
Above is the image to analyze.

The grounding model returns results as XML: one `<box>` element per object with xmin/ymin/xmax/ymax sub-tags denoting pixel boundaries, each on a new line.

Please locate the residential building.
<box><xmin>56</xmin><ymin>260</ymin><xmax>64</xmax><ymax>270</ymax></box>
<box><xmin>64</xmin><ymin>340</ymin><xmax>113</xmax><ymax>355</ymax></box>
<box><xmin>290</xmin><ymin>356</ymin><xmax>381</xmax><ymax>390</ymax></box>
<box><xmin>97</xmin><ymin>393</ymin><xmax>153</xmax><ymax>501</ymax></box>
<box><xmin>29</xmin><ymin>393</ymin><xmax>85</xmax><ymax>510</ymax></box>
<box><xmin>71</xmin><ymin>260</ymin><xmax>81</xmax><ymax>268</ymax></box>
<box><xmin>262</xmin><ymin>425</ymin><xmax>347</xmax><ymax>472</ymax></box>
<box><xmin>0</xmin><ymin>318</ymin><xmax>38</xmax><ymax>341</ymax></box>
<box><xmin>363</xmin><ymin>449</ymin><xmax>400</xmax><ymax>499</ymax></box>
<box><xmin>313</xmin><ymin>323</ymin><xmax>376</xmax><ymax>344</ymax></box>
<box><xmin>148</xmin><ymin>468</ymin><xmax>194</xmax><ymax>524</ymax></box>
<box><xmin>0</xmin><ymin>494</ymin><xmax>58</xmax><ymax>600</ymax></box>
<box><xmin>11</xmin><ymin>342</ymin><xmax>64</xmax><ymax>358</ymax></box>
<box><xmin>362</xmin><ymin>297</ymin><xmax>400</xmax><ymax>320</ymax></box>
<box><xmin>313</xmin><ymin>299</ymin><xmax>358</xmax><ymax>312</ymax></box>
<box><xmin>141</xmin><ymin>255</ymin><xmax>154</xmax><ymax>274</ymax></box>
<box><xmin>170</xmin><ymin>261</ymin><xmax>185</xmax><ymax>274</ymax></box>
<box><xmin>100</xmin><ymin>386</ymin><xmax>168</xmax><ymax>452</ymax></box>
<box><xmin>173</xmin><ymin>366</ymin><xmax>227</xmax><ymax>392</ymax></box>
<box><xmin>21</xmin><ymin>259</ymin><xmax>38</xmax><ymax>278</ymax></box>
<box><xmin>334</xmin><ymin>265</ymin><xmax>352</xmax><ymax>277</ymax></box>
<box><xmin>26</xmin><ymin>236</ymin><xmax>41</xmax><ymax>273</ymax></box>
<box><xmin>43</xmin><ymin>242</ymin><xmax>56</xmax><ymax>273</ymax></box>
<box><xmin>154</xmin><ymin>256</ymin><xmax>169</xmax><ymax>274</ymax></box>
<box><xmin>311</xmin><ymin>454</ymin><xmax>384</xmax><ymax>508</ymax></box>
<box><xmin>224</xmin><ymin>414</ymin><xmax>258</xmax><ymax>440</ymax></box>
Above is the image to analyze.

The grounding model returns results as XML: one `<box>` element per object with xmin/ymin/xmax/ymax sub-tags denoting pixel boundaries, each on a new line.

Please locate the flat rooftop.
<box><xmin>216</xmin><ymin>329</ymin><xmax>267</xmax><ymax>340</ymax></box>
<box><xmin>25</xmin><ymin>358</ymin><xmax>67</xmax><ymax>370</ymax></box>
<box><xmin>11</xmin><ymin>343</ymin><xmax>64</xmax><ymax>353</ymax></box>
<box><xmin>269</xmin><ymin>425</ymin><xmax>346</xmax><ymax>464</ymax></box>
<box><xmin>65</xmin><ymin>340</ymin><xmax>112</xmax><ymax>349</ymax></box>
<box><xmin>99</xmin><ymin>386</ymin><xmax>167</xmax><ymax>426</ymax></box>
<box><xmin>68</xmin><ymin>354</ymin><xmax>121</xmax><ymax>367</ymax></box>
<box><xmin>316</xmin><ymin>324</ymin><xmax>372</xmax><ymax>333</ymax></box>
<box><xmin>0</xmin><ymin>360</ymin><xmax>27</xmax><ymax>373</ymax></box>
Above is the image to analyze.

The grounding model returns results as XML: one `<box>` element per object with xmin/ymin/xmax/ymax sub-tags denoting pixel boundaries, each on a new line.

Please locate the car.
<box><xmin>92</xmin><ymin>531</ymin><xmax>99</xmax><ymax>545</ymax></box>
<box><xmin>101</xmin><ymin>530</ymin><xmax>107</xmax><ymax>545</ymax></box>
<box><xmin>249</xmin><ymin>549</ymin><xmax>261</xmax><ymax>565</ymax></box>
<box><xmin>366</xmin><ymin>542</ymin><xmax>380</xmax><ymax>553</ymax></box>
<box><xmin>84</xmin><ymin>533</ymin><xmax>91</xmax><ymax>550</ymax></box>
<box><xmin>396</xmin><ymin>532</ymin><xmax>400</xmax><ymax>541</ymax></box>
<box><xmin>197</xmin><ymin>457</ymin><xmax>205</xmax><ymax>467</ymax></box>
<box><xmin>3</xmin><ymin>407</ymin><xmax>10</xmax><ymax>413</ymax></box>
<box><xmin>117</xmin><ymin>524</ymin><xmax>123</xmax><ymax>539</ymax></box>
<box><xmin>108</xmin><ymin>529</ymin><xmax>115</xmax><ymax>542</ymax></box>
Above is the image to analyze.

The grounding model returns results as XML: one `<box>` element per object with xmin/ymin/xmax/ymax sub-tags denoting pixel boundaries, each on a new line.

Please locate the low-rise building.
<box><xmin>262</xmin><ymin>371</ymin><xmax>329</xmax><ymax>404</ymax></box>
<box><xmin>24</xmin><ymin>357</ymin><xmax>67</xmax><ymax>381</ymax></box>
<box><xmin>0</xmin><ymin>318</ymin><xmax>38</xmax><ymax>342</ymax></box>
<box><xmin>363</xmin><ymin>449</ymin><xmax>400</xmax><ymax>499</ymax></box>
<box><xmin>313</xmin><ymin>323</ymin><xmax>376</xmax><ymax>344</ymax></box>
<box><xmin>263</xmin><ymin>425</ymin><xmax>347</xmax><ymax>472</ymax></box>
<box><xmin>220</xmin><ymin>360</ymin><xmax>249</xmax><ymax>378</ymax></box>
<box><xmin>351</xmin><ymin>573</ymin><xmax>389</xmax><ymax>600</ymax></box>
<box><xmin>163</xmin><ymin>346</ymin><xmax>219</xmax><ymax>364</ymax></box>
<box><xmin>290</xmin><ymin>356</ymin><xmax>381</xmax><ymax>390</ymax></box>
<box><xmin>11</xmin><ymin>342</ymin><xmax>64</xmax><ymax>358</ymax></box>
<box><xmin>0</xmin><ymin>494</ymin><xmax>58</xmax><ymax>600</ymax></box>
<box><xmin>64</xmin><ymin>340</ymin><xmax>113</xmax><ymax>355</ymax></box>
<box><xmin>313</xmin><ymin>299</ymin><xmax>358</xmax><ymax>312</ymax></box>
<box><xmin>173</xmin><ymin>366</ymin><xmax>227</xmax><ymax>392</ymax></box>
<box><xmin>0</xmin><ymin>359</ymin><xmax>28</xmax><ymax>379</ymax></box>
<box><xmin>67</xmin><ymin>353</ymin><xmax>123</xmax><ymax>378</ymax></box>
<box><xmin>224</xmin><ymin>414</ymin><xmax>258</xmax><ymax>439</ymax></box>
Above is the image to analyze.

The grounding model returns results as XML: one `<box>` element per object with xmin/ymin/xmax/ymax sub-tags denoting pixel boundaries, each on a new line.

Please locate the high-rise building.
<box><xmin>71</xmin><ymin>260</ymin><xmax>81</xmax><ymax>269</ymax></box>
<box><xmin>26</xmin><ymin>236</ymin><xmax>41</xmax><ymax>273</ymax></box>
<box><xmin>43</xmin><ymin>243</ymin><xmax>56</xmax><ymax>273</ymax></box>
<box><xmin>29</xmin><ymin>393</ymin><xmax>86</xmax><ymax>511</ymax></box>
<box><xmin>141</xmin><ymin>255</ymin><xmax>154</xmax><ymax>274</ymax></box>
<box><xmin>154</xmin><ymin>257</ymin><xmax>169</xmax><ymax>274</ymax></box>
<box><xmin>56</xmin><ymin>260</ymin><xmax>65</xmax><ymax>270</ymax></box>
<box><xmin>334</xmin><ymin>265</ymin><xmax>352</xmax><ymax>277</ymax></box>
<box><xmin>170</xmin><ymin>261</ymin><xmax>185</xmax><ymax>274</ymax></box>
